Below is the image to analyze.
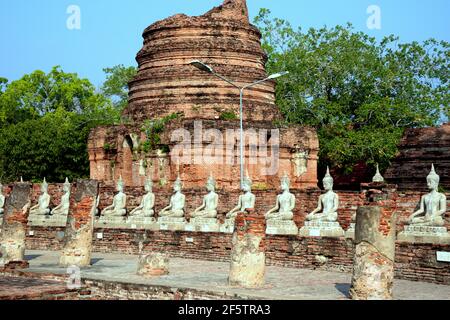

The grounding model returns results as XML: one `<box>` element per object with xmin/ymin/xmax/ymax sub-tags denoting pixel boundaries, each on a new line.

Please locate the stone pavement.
<box><xmin>0</xmin><ymin>276</ymin><xmax>77</xmax><ymax>300</ymax></box>
<box><xmin>1</xmin><ymin>250</ymin><xmax>449</xmax><ymax>300</ymax></box>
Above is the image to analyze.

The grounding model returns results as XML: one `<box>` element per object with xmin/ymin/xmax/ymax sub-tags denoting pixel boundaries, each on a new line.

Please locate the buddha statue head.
<box><xmin>174</xmin><ymin>176</ymin><xmax>183</xmax><ymax>192</ymax></box>
<box><xmin>323</xmin><ymin>167</ymin><xmax>334</xmax><ymax>191</ymax></box>
<box><xmin>206</xmin><ymin>173</ymin><xmax>216</xmax><ymax>192</ymax></box>
<box><xmin>144</xmin><ymin>178</ymin><xmax>153</xmax><ymax>193</ymax></box>
<box><xmin>281</xmin><ymin>173</ymin><xmax>290</xmax><ymax>191</ymax></box>
<box><xmin>426</xmin><ymin>164</ymin><xmax>440</xmax><ymax>191</ymax></box>
<box><xmin>41</xmin><ymin>178</ymin><xmax>49</xmax><ymax>193</ymax></box>
<box><xmin>242</xmin><ymin>173</ymin><xmax>252</xmax><ymax>192</ymax></box>
<box><xmin>117</xmin><ymin>176</ymin><xmax>124</xmax><ymax>192</ymax></box>
<box><xmin>63</xmin><ymin>177</ymin><xmax>71</xmax><ymax>193</ymax></box>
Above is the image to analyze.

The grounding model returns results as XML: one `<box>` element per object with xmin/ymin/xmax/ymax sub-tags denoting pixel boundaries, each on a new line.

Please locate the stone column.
<box><xmin>60</xmin><ymin>180</ymin><xmax>99</xmax><ymax>267</ymax></box>
<box><xmin>228</xmin><ymin>212</ymin><xmax>266</xmax><ymax>288</ymax></box>
<box><xmin>350</xmin><ymin>182</ymin><xmax>397</xmax><ymax>300</ymax></box>
<box><xmin>0</xmin><ymin>182</ymin><xmax>32</xmax><ymax>267</ymax></box>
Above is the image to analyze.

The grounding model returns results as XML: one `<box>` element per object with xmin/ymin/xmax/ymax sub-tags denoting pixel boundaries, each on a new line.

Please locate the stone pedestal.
<box><xmin>266</xmin><ymin>220</ymin><xmax>298</xmax><ymax>235</ymax></box>
<box><xmin>299</xmin><ymin>221</ymin><xmax>345</xmax><ymax>237</ymax></box>
<box><xmin>350</xmin><ymin>181</ymin><xmax>397</xmax><ymax>300</ymax></box>
<box><xmin>94</xmin><ymin>216</ymin><xmax>128</xmax><ymax>229</ymax></box>
<box><xmin>350</xmin><ymin>206</ymin><xmax>396</xmax><ymax>300</ymax></box>
<box><xmin>127</xmin><ymin>216</ymin><xmax>159</xmax><ymax>231</ymax></box>
<box><xmin>220</xmin><ymin>218</ymin><xmax>235</xmax><ymax>233</ymax></box>
<box><xmin>228</xmin><ymin>213</ymin><xmax>266</xmax><ymax>288</ymax></box>
<box><xmin>345</xmin><ymin>223</ymin><xmax>356</xmax><ymax>239</ymax></box>
<box><xmin>185</xmin><ymin>218</ymin><xmax>220</xmax><ymax>233</ymax></box>
<box><xmin>398</xmin><ymin>225</ymin><xmax>450</xmax><ymax>244</ymax></box>
<box><xmin>157</xmin><ymin>216</ymin><xmax>186</xmax><ymax>231</ymax></box>
<box><xmin>60</xmin><ymin>180</ymin><xmax>99</xmax><ymax>267</ymax></box>
<box><xmin>0</xmin><ymin>183</ymin><xmax>31</xmax><ymax>267</ymax></box>
<box><xmin>28</xmin><ymin>214</ymin><xmax>68</xmax><ymax>227</ymax></box>
<box><xmin>137</xmin><ymin>253</ymin><xmax>169</xmax><ymax>277</ymax></box>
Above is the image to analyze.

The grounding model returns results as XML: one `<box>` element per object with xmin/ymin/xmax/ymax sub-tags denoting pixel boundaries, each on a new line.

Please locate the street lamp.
<box><xmin>190</xmin><ymin>60</ymin><xmax>289</xmax><ymax>188</ymax></box>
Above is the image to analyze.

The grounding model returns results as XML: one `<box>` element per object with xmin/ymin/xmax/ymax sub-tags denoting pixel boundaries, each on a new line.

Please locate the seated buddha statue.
<box><xmin>159</xmin><ymin>176</ymin><xmax>185</xmax><ymax>218</ymax></box>
<box><xmin>191</xmin><ymin>174</ymin><xmax>219</xmax><ymax>219</ymax></box>
<box><xmin>306</xmin><ymin>167</ymin><xmax>339</xmax><ymax>222</ymax></box>
<box><xmin>101</xmin><ymin>176</ymin><xmax>127</xmax><ymax>217</ymax></box>
<box><xmin>226</xmin><ymin>174</ymin><xmax>255</xmax><ymax>219</ymax></box>
<box><xmin>51</xmin><ymin>178</ymin><xmax>71</xmax><ymax>216</ymax></box>
<box><xmin>407</xmin><ymin>165</ymin><xmax>447</xmax><ymax>227</ymax></box>
<box><xmin>30</xmin><ymin>178</ymin><xmax>51</xmax><ymax>216</ymax></box>
<box><xmin>265</xmin><ymin>174</ymin><xmax>296</xmax><ymax>221</ymax></box>
<box><xmin>129</xmin><ymin>178</ymin><xmax>155</xmax><ymax>217</ymax></box>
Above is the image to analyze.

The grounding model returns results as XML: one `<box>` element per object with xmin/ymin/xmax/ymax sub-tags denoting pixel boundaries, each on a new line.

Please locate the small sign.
<box><xmin>185</xmin><ymin>237</ymin><xmax>194</xmax><ymax>243</ymax></box>
<box><xmin>29</xmin><ymin>230</ymin><xmax>35</xmax><ymax>236</ymax></box>
<box><xmin>96</xmin><ymin>233</ymin><xmax>103</xmax><ymax>239</ymax></box>
<box><xmin>309</xmin><ymin>229</ymin><xmax>321</xmax><ymax>237</ymax></box>
<box><xmin>437</xmin><ymin>251</ymin><xmax>450</xmax><ymax>263</ymax></box>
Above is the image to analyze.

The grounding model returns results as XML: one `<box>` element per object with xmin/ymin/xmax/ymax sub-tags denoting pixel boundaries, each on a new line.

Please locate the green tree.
<box><xmin>101</xmin><ymin>64</ymin><xmax>137</xmax><ymax>111</ymax></box>
<box><xmin>0</xmin><ymin>67</ymin><xmax>121</xmax><ymax>182</ymax></box>
<box><xmin>254</xmin><ymin>9</ymin><xmax>450</xmax><ymax>172</ymax></box>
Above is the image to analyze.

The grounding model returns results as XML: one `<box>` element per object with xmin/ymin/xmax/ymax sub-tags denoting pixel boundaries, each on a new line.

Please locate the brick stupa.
<box><xmin>88</xmin><ymin>0</ymin><xmax>319</xmax><ymax>191</ymax></box>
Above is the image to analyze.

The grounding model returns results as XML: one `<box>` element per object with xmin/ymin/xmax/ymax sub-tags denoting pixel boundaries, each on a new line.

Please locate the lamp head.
<box><xmin>190</xmin><ymin>60</ymin><xmax>214</xmax><ymax>74</ymax></box>
<box><xmin>268</xmin><ymin>71</ymin><xmax>289</xmax><ymax>79</ymax></box>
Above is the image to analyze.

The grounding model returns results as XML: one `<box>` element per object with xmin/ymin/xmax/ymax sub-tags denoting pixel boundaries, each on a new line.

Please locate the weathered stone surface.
<box><xmin>0</xmin><ymin>183</ymin><xmax>31</xmax><ymax>266</ymax></box>
<box><xmin>137</xmin><ymin>253</ymin><xmax>169</xmax><ymax>277</ymax></box>
<box><xmin>185</xmin><ymin>218</ymin><xmax>220</xmax><ymax>233</ymax></box>
<box><xmin>266</xmin><ymin>220</ymin><xmax>298</xmax><ymax>235</ymax></box>
<box><xmin>228</xmin><ymin>213</ymin><xmax>266</xmax><ymax>287</ymax></box>
<box><xmin>398</xmin><ymin>225</ymin><xmax>450</xmax><ymax>244</ymax></box>
<box><xmin>350</xmin><ymin>206</ymin><xmax>396</xmax><ymax>300</ymax></box>
<box><xmin>299</xmin><ymin>221</ymin><xmax>345</xmax><ymax>238</ymax></box>
<box><xmin>385</xmin><ymin>122</ymin><xmax>450</xmax><ymax>191</ymax></box>
<box><xmin>59</xmin><ymin>180</ymin><xmax>99</xmax><ymax>267</ymax></box>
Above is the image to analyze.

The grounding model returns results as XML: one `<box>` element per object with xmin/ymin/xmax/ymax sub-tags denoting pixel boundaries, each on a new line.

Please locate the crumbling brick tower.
<box><xmin>88</xmin><ymin>0</ymin><xmax>319</xmax><ymax>191</ymax></box>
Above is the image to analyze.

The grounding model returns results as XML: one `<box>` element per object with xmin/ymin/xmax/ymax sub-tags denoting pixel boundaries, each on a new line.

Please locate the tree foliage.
<box><xmin>254</xmin><ymin>9</ymin><xmax>450</xmax><ymax>172</ymax></box>
<box><xmin>0</xmin><ymin>66</ymin><xmax>122</xmax><ymax>182</ymax></box>
<box><xmin>101</xmin><ymin>64</ymin><xmax>136</xmax><ymax>111</ymax></box>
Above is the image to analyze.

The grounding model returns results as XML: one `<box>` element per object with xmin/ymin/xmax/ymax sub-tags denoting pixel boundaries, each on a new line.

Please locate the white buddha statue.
<box><xmin>159</xmin><ymin>176</ymin><xmax>185</xmax><ymax>218</ymax></box>
<box><xmin>129</xmin><ymin>178</ymin><xmax>155</xmax><ymax>217</ymax></box>
<box><xmin>227</xmin><ymin>174</ymin><xmax>256</xmax><ymax>219</ymax></box>
<box><xmin>407</xmin><ymin>165</ymin><xmax>447</xmax><ymax>227</ymax></box>
<box><xmin>306</xmin><ymin>167</ymin><xmax>339</xmax><ymax>222</ymax></box>
<box><xmin>101</xmin><ymin>176</ymin><xmax>127</xmax><ymax>217</ymax></box>
<box><xmin>265</xmin><ymin>174</ymin><xmax>296</xmax><ymax>221</ymax></box>
<box><xmin>0</xmin><ymin>183</ymin><xmax>5</xmax><ymax>215</ymax></box>
<box><xmin>51</xmin><ymin>178</ymin><xmax>70</xmax><ymax>216</ymax></box>
<box><xmin>191</xmin><ymin>174</ymin><xmax>219</xmax><ymax>219</ymax></box>
<box><xmin>30</xmin><ymin>178</ymin><xmax>51</xmax><ymax>216</ymax></box>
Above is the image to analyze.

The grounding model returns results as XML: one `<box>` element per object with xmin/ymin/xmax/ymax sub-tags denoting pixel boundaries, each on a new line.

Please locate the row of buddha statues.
<box><xmin>6</xmin><ymin>164</ymin><xmax>444</xmax><ymax>234</ymax></box>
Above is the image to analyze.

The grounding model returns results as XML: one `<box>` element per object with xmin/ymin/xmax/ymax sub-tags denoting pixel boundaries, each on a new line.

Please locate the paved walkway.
<box><xmin>2</xmin><ymin>250</ymin><xmax>449</xmax><ymax>300</ymax></box>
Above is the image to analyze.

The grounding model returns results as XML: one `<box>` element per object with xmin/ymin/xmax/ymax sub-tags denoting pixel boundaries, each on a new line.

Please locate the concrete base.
<box><xmin>345</xmin><ymin>223</ymin><xmax>355</xmax><ymax>239</ymax></box>
<box><xmin>28</xmin><ymin>214</ymin><xmax>68</xmax><ymax>227</ymax></box>
<box><xmin>219</xmin><ymin>219</ymin><xmax>235</xmax><ymax>234</ymax></box>
<box><xmin>266</xmin><ymin>220</ymin><xmax>299</xmax><ymax>235</ymax></box>
<box><xmin>398</xmin><ymin>226</ymin><xmax>450</xmax><ymax>244</ymax></box>
<box><xmin>0</xmin><ymin>242</ymin><xmax>26</xmax><ymax>266</ymax></box>
<box><xmin>126</xmin><ymin>216</ymin><xmax>159</xmax><ymax>231</ymax></box>
<box><xmin>157</xmin><ymin>217</ymin><xmax>186</xmax><ymax>232</ymax></box>
<box><xmin>95</xmin><ymin>216</ymin><xmax>128</xmax><ymax>229</ymax></box>
<box><xmin>299</xmin><ymin>221</ymin><xmax>345</xmax><ymax>238</ymax></box>
<box><xmin>185</xmin><ymin>218</ymin><xmax>220</xmax><ymax>233</ymax></box>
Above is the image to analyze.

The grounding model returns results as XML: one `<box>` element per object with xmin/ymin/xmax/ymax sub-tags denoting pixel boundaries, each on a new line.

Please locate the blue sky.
<box><xmin>1</xmin><ymin>0</ymin><xmax>449</xmax><ymax>87</ymax></box>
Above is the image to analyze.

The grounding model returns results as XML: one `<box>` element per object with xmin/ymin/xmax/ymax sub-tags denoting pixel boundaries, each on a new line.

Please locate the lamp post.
<box><xmin>190</xmin><ymin>60</ymin><xmax>289</xmax><ymax>188</ymax></box>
